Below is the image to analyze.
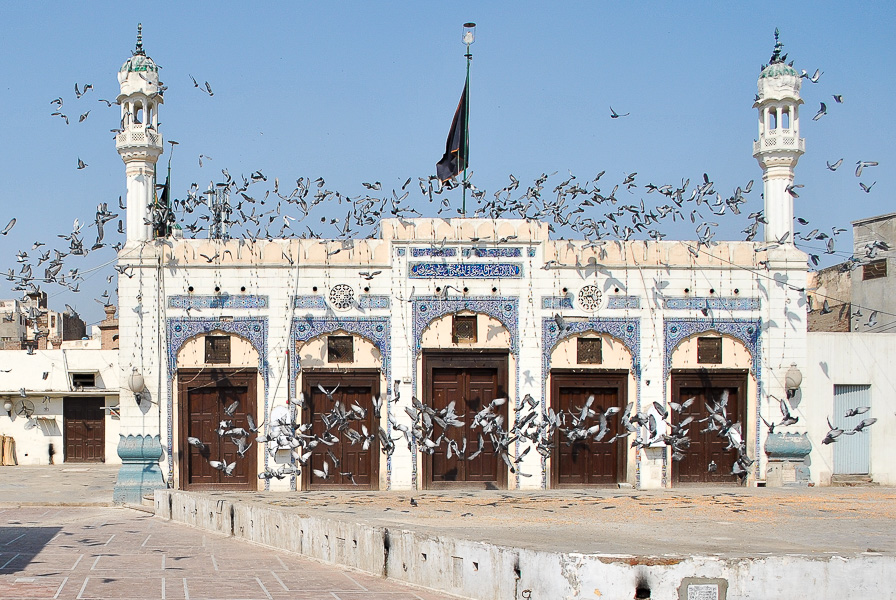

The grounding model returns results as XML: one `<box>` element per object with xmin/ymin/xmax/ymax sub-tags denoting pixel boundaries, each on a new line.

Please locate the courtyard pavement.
<box><xmin>0</xmin><ymin>505</ymin><xmax>455</xmax><ymax>600</ymax></box>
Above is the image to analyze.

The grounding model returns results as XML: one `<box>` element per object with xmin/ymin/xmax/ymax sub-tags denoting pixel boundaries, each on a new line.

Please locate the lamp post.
<box><xmin>461</xmin><ymin>22</ymin><xmax>475</xmax><ymax>216</ymax></box>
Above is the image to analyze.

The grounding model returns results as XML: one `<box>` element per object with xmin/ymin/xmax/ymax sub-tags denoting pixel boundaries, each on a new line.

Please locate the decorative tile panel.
<box><xmin>409</xmin><ymin>263</ymin><xmax>523</xmax><ymax>279</ymax></box>
<box><xmin>411</xmin><ymin>247</ymin><xmax>457</xmax><ymax>257</ymax></box>
<box><xmin>359</xmin><ymin>295</ymin><xmax>391</xmax><ymax>309</ymax></box>
<box><xmin>293</xmin><ymin>295</ymin><xmax>327</xmax><ymax>309</ymax></box>
<box><xmin>168</xmin><ymin>295</ymin><xmax>269</xmax><ymax>309</ymax></box>
<box><xmin>463</xmin><ymin>247</ymin><xmax>523</xmax><ymax>258</ymax></box>
<box><xmin>542</xmin><ymin>296</ymin><xmax>574</xmax><ymax>310</ymax></box>
<box><xmin>527</xmin><ymin>247</ymin><xmax>537</xmax><ymax>257</ymax></box>
<box><xmin>663</xmin><ymin>297</ymin><xmax>760</xmax><ymax>311</ymax></box>
<box><xmin>396</xmin><ymin>247</ymin><xmax>406</xmax><ymax>257</ymax></box>
<box><xmin>607</xmin><ymin>295</ymin><xmax>642</xmax><ymax>309</ymax></box>
<box><xmin>412</xmin><ymin>297</ymin><xmax>519</xmax><ymax>355</ymax></box>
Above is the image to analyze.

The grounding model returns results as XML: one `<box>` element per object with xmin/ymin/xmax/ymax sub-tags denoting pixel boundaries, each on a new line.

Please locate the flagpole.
<box><xmin>462</xmin><ymin>23</ymin><xmax>475</xmax><ymax>217</ymax></box>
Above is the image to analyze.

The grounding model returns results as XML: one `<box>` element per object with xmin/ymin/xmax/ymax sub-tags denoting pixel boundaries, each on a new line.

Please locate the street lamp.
<box><xmin>462</xmin><ymin>23</ymin><xmax>476</xmax><ymax>47</ymax></box>
<box><xmin>127</xmin><ymin>367</ymin><xmax>146</xmax><ymax>405</ymax></box>
<box><xmin>3</xmin><ymin>399</ymin><xmax>12</xmax><ymax>417</ymax></box>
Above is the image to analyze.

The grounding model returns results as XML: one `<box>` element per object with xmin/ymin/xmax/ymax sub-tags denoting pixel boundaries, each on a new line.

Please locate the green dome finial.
<box><xmin>769</xmin><ymin>28</ymin><xmax>786</xmax><ymax>65</ymax></box>
<box><xmin>134</xmin><ymin>23</ymin><xmax>145</xmax><ymax>56</ymax></box>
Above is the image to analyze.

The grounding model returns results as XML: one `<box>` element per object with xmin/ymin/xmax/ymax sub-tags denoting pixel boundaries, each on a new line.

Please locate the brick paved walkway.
<box><xmin>0</xmin><ymin>507</ymin><xmax>455</xmax><ymax>600</ymax></box>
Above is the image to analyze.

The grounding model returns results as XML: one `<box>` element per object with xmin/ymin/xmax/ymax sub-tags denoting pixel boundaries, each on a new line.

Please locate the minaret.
<box><xmin>116</xmin><ymin>23</ymin><xmax>164</xmax><ymax>243</ymax></box>
<box><xmin>753</xmin><ymin>30</ymin><xmax>804</xmax><ymax>244</ymax></box>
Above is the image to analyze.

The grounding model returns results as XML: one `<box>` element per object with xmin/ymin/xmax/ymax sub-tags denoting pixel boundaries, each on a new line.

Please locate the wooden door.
<box><xmin>302</xmin><ymin>371</ymin><xmax>380</xmax><ymax>490</ymax></box>
<box><xmin>423</xmin><ymin>351</ymin><xmax>508</xmax><ymax>489</ymax></box>
<box><xmin>551</xmin><ymin>372</ymin><xmax>626</xmax><ymax>487</ymax></box>
<box><xmin>179</xmin><ymin>370</ymin><xmax>257</xmax><ymax>490</ymax></box>
<box><xmin>671</xmin><ymin>371</ymin><xmax>747</xmax><ymax>484</ymax></box>
<box><xmin>63</xmin><ymin>398</ymin><xmax>105</xmax><ymax>462</ymax></box>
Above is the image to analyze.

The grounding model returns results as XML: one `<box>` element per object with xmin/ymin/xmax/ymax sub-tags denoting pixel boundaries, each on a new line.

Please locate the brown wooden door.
<box><xmin>423</xmin><ymin>351</ymin><xmax>508</xmax><ymax>489</ymax></box>
<box><xmin>551</xmin><ymin>372</ymin><xmax>626</xmax><ymax>487</ymax></box>
<box><xmin>302</xmin><ymin>372</ymin><xmax>380</xmax><ymax>490</ymax></box>
<box><xmin>179</xmin><ymin>370</ymin><xmax>257</xmax><ymax>490</ymax></box>
<box><xmin>63</xmin><ymin>398</ymin><xmax>105</xmax><ymax>462</ymax></box>
<box><xmin>671</xmin><ymin>371</ymin><xmax>747</xmax><ymax>484</ymax></box>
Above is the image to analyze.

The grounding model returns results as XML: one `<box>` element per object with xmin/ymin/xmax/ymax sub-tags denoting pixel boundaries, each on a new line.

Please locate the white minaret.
<box><xmin>753</xmin><ymin>30</ymin><xmax>804</xmax><ymax>244</ymax></box>
<box><xmin>116</xmin><ymin>23</ymin><xmax>164</xmax><ymax>243</ymax></box>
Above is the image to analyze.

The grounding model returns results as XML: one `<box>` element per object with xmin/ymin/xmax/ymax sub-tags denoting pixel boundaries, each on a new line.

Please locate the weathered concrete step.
<box><xmin>154</xmin><ymin>489</ymin><xmax>895</xmax><ymax>600</ymax></box>
<box><xmin>831</xmin><ymin>475</ymin><xmax>878</xmax><ymax>487</ymax></box>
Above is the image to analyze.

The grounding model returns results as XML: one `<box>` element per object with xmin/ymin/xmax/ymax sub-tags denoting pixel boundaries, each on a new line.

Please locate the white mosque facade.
<box><xmin>112</xmin><ymin>33</ymin><xmax>811</xmax><ymax>502</ymax></box>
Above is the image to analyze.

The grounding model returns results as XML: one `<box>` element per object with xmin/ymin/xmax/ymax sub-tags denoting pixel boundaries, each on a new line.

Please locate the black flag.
<box><xmin>436</xmin><ymin>81</ymin><xmax>468</xmax><ymax>182</ymax></box>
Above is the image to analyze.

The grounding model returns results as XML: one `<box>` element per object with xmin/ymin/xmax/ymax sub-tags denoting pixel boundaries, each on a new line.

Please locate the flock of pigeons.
<box><xmin>186</xmin><ymin>374</ymin><xmax>878</xmax><ymax>483</ymax></box>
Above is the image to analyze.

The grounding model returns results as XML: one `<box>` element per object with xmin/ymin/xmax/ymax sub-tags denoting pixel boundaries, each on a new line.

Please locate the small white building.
<box><xmin>803</xmin><ymin>333</ymin><xmax>896</xmax><ymax>486</ymax></box>
<box><xmin>0</xmin><ymin>345</ymin><xmax>121</xmax><ymax>465</ymax></box>
<box><xmin>109</xmin><ymin>31</ymin><xmax>816</xmax><ymax>502</ymax></box>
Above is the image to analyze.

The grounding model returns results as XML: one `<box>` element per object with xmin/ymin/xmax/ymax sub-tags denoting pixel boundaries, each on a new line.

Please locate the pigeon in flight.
<box><xmin>609</xmin><ymin>106</ymin><xmax>630</xmax><ymax>118</ymax></box>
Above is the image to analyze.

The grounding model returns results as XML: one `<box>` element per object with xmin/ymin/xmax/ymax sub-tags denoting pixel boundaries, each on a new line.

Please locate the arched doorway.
<box><xmin>175</xmin><ymin>332</ymin><xmax>261</xmax><ymax>490</ymax></box>
<box><xmin>548</xmin><ymin>332</ymin><xmax>634</xmax><ymax>487</ymax></box>
<box><xmin>668</xmin><ymin>333</ymin><xmax>753</xmax><ymax>484</ymax></box>
<box><xmin>420</xmin><ymin>312</ymin><xmax>511</xmax><ymax>489</ymax></box>
<box><xmin>296</xmin><ymin>331</ymin><xmax>383</xmax><ymax>490</ymax></box>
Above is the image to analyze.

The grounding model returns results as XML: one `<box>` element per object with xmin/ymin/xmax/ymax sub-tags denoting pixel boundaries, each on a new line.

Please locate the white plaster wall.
<box><xmin>804</xmin><ymin>332</ymin><xmax>896</xmax><ymax>486</ymax></box>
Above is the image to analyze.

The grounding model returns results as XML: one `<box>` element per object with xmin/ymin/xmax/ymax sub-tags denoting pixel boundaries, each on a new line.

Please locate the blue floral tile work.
<box><xmin>607</xmin><ymin>295</ymin><xmax>642</xmax><ymax>309</ymax></box>
<box><xmin>663</xmin><ymin>297</ymin><xmax>760</xmax><ymax>311</ymax></box>
<box><xmin>168</xmin><ymin>295</ymin><xmax>269</xmax><ymax>309</ymax></box>
<box><xmin>293</xmin><ymin>295</ymin><xmax>328</xmax><ymax>309</ymax></box>
<box><xmin>411</xmin><ymin>247</ymin><xmax>457</xmax><ymax>257</ymax></box>
<box><xmin>359</xmin><ymin>295</ymin><xmax>391</xmax><ymax>309</ymax></box>
<box><xmin>542</xmin><ymin>296</ymin><xmax>574</xmax><ymax>310</ymax></box>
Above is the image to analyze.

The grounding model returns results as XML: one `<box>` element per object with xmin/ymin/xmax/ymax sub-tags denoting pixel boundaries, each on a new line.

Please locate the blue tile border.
<box><xmin>607</xmin><ymin>295</ymin><xmax>642</xmax><ymax>310</ymax></box>
<box><xmin>411</xmin><ymin>247</ymin><xmax>457</xmax><ymax>257</ymax></box>
<box><xmin>542</xmin><ymin>296</ymin><xmax>574</xmax><ymax>310</ymax></box>
<box><xmin>168</xmin><ymin>295</ymin><xmax>269</xmax><ymax>309</ymax></box>
<box><xmin>359</xmin><ymin>295</ymin><xmax>391</xmax><ymax>309</ymax></box>
<box><xmin>663</xmin><ymin>297</ymin><xmax>760</xmax><ymax>310</ymax></box>
<box><xmin>293</xmin><ymin>295</ymin><xmax>327</xmax><ymax>309</ymax></box>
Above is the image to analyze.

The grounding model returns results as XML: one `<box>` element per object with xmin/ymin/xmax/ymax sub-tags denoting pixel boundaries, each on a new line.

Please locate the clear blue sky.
<box><xmin>0</xmin><ymin>1</ymin><xmax>893</xmax><ymax>326</ymax></box>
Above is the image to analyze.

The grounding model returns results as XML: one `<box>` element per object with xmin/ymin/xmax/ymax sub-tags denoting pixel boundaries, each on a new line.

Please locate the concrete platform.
<box><xmin>156</xmin><ymin>487</ymin><xmax>896</xmax><ymax>600</ymax></box>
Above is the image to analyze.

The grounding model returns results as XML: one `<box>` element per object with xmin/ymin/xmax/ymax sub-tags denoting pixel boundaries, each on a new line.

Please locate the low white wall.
<box><xmin>156</xmin><ymin>490</ymin><xmax>896</xmax><ymax>600</ymax></box>
<box><xmin>804</xmin><ymin>332</ymin><xmax>896</xmax><ymax>485</ymax></box>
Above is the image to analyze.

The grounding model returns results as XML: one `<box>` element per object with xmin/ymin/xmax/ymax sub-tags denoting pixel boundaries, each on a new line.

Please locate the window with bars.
<box><xmin>452</xmin><ymin>315</ymin><xmax>478</xmax><ymax>343</ymax></box>
<box><xmin>577</xmin><ymin>337</ymin><xmax>603</xmax><ymax>364</ymax></box>
<box><xmin>697</xmin><ymin>337</ymin><xmax>723</xmax><ymax>364</ymax></box>
<box><xmin>863</xmin><ymin>259</ymin><xmax>887</xmax><ymax>281</ymax></box>
<box><xmin>71</xmin><ymin>373</ymin><xmax>96</xmax><ymax>388</ymax></box>
<box><xmin>205</xmin><ymin>335</ymin><xmax>231</xmax><ymax>364</ymax></box>
<box><xmin>327</xmin><ymin>335</ymin><xmax>354</xmax><ymax>363</ymax></box>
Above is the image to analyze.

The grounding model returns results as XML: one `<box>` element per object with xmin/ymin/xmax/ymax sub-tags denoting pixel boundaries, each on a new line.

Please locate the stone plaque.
<box><xmin>687</xmin><ymin>584</ymin><xmax>719</xmax><ymax>600</ymax></box>
<box><xmin>678</xmin><ymin>577</ymin><xmax>727</xmax><ymax>600</ymax></box>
